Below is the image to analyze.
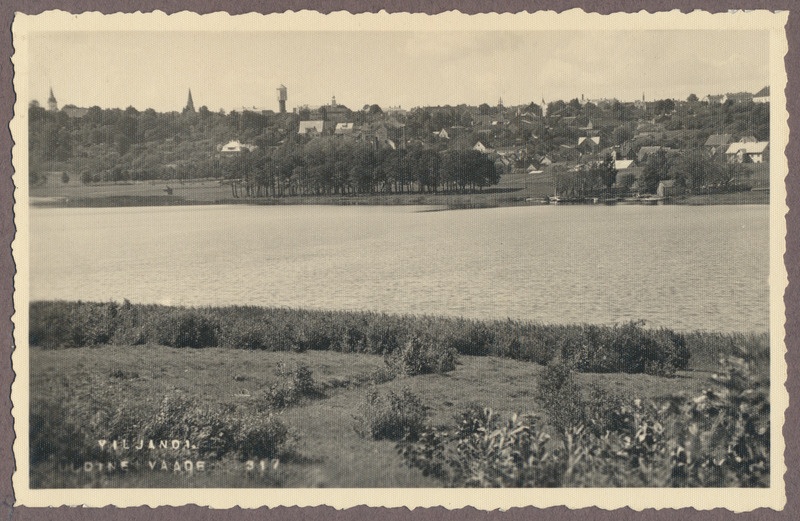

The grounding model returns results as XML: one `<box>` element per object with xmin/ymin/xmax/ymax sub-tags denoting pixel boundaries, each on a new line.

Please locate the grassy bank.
<box><xmin>28</xmin><ymin>301</ymin><xmax>769</xmax><ymax>488</ymax></box>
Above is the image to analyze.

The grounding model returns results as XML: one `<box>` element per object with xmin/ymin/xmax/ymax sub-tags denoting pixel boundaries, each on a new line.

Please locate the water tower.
<box><xmin>277</xmin><ymin>84</ymin><xmax>287</xmax><ymax>113</ymax></box>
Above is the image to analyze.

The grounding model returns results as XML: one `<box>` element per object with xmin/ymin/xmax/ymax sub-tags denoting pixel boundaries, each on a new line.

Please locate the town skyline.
<box><xmin>28</xmin><ymin>30</ymin><xmax>769</xmax><ymax>113</ymax></box>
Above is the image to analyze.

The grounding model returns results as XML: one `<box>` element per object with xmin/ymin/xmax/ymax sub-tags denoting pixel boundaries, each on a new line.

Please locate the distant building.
<box><xmin>657</xmin><ymin>179</ymin><xmax>684</xmax><ymax>198</ymax></box>
<box><xmin>704</xmin><ymin>134</ymin><xmax>735</xmax><ymax>155</ymax></box>
<box><xmin>753</xmin><ymin>86</ymin><xmax>769</xmax><ymax>103</ymax></box>
<box><xmin>334</xmin><ymin>122</ymin><xmax>355</xmax><ymax>135</ymax></box>
<box><xmin>473</xmin><ymin>141</ymin><xmax>492</xmax><ymax>153</ymax></box>
<box><xmin>433</xmin><ymin>128</ymin><xmax>450</xmax><ymax>140</ymax></box>
<box><xmin>321</xmin><ymin>96</ymin><xmax>351</xmax><ymax>122</ymax></box>
<box><xmin>219</xmin><ymin>140</ymin><xmax>258</xmax><ymax>154</ymax></box>
<box><xmin>614</xmin><ymin>159</ymin><xmax>635</xmax><ymax>170</ymax></box>
<box><xmin>577</xmin><ymin>136</ymin><xmax>600</xmax><ymax>149</ymax></box>
<box><xmin>298</xmin><ymin>120</ymin><xmax>326</xmax><ymax>135</ymax></box>
<box><xmin>62</xmin><ymin>106</ymin><xmax>89</xmax><ymax>118</ymax></box>
<box><xmin>385</xmin><ymin>106</ymin><xmax>408</xmax><ymax>115</ymax></box>
<box><xmin>702</xmin><ymin>94</ymin><xmax>726</xmax><ymax>104</ymax></box>
<box><xmin>637</xmin><ymin>146</ymin><xmax>669</xmax><ymax>163</ymax></box>
<box><xmin>725</xmin><ymin>141</ymin><xmax>769</xmax><ymax>163</ymax></box>
<box><xmin>726</xmin><ymin>92</ymin><xmax>754</xmax><ymax>104</ymax></box>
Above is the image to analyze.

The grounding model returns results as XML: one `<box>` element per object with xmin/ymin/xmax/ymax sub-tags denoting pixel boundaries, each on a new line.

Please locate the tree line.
<box><xmin>223</xmin><ymin>139</ymin><xmax>500</xmax><ymax>198</ymax></box>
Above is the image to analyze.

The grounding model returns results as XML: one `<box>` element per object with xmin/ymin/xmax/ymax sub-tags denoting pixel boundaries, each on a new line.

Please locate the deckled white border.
<box><xmin>10</xmin><ymin>8</ymin><xmax>790</xmax><ymax>511</ymax></box>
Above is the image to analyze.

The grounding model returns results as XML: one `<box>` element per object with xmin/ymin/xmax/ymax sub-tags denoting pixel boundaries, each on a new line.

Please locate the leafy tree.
<box><xmin>547</xmin><ymin>100</ymin><xmax>566</xmax><ymax>116</ymax></box>
<box><xmin>641</xmin><ymin>149</ymin><xmax>671</xmax><ymax>193</ymax></box>
<box><xmin>619</xmin><ymin>173</ymin><xmax>637</xmax><ymax>190</ymax></box>
<box><xmin>41</xmin><ymin>122</ymin><xmax>72</xmax><ymax>161</ymax></box>
<box><xmin>687</xmin><ymin>93</ymin><xmax>699</xmax><ymax>103</ymax></box>
<box><xmin>525</xmin><ymin>102</ymin><xmax>542</xmax><ymax>117</ymax></box>
<box><xmin>407</xmin><ymin>148</ymin><xmax>441</xmax><ymax>192</ymax></box>
<box><xmin>611</xmin><ymin>124</ymin><xmax>634</xmax><ymax>146</ymax></box>
<box><xmin>61</xmin><ymin>172</ymin><xmax>70</xmax><ymax>184</ymax></box>
<box><xmin>595</xmin><ymin>154</ymin><xmax>618</xmax><ymax>189</ymax></box>
<box><xmin>654</xmin><ymin>99</ymin><xmax>676</xmax><ymax>115</ymax></box>
<box><xmin>669</xmin><ymin>150</ymin><xmax>722</xmax><ymax>189</ymax></box>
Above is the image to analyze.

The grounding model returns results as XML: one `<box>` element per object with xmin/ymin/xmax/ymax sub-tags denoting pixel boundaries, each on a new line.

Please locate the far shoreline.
<box><xmin>29</xmin><ymin>190</ymin><xmax>770</xmax><ymax>209</ymax></box>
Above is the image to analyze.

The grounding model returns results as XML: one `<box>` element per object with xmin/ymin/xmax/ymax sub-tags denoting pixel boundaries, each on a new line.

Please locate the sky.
<box><xmin>28</xmin><ymin>30</ymin><xmax>770</xmax><ymax>113</ymax></box>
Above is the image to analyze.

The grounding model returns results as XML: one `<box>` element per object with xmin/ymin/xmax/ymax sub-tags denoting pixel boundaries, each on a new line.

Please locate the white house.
<box><xmin>577</xmin><ymin>136</ymin><xmax>600</xmax><ymax>148</ymax></box>
<box><xmin>334</xmin><ymin>122</ymin><xmax>355</xmax><ymax>135</ymax></box>
<box><xmin>298</xmin><ymin>120</ymin><xmax>326</xmax><ymax>135</ymax></box>
<box><xmin>473</xmin><ymin>141</ymin><xmax>492</xmax><ymax>153</ymax></box>
<box><xmin>614</xmin><ymin>159</ymin><xmax>635</xmax><ymax>170</ymax></box>
<box><xmin>725</xmin><ymin>141</ymin><xmax>769</xmax><ymax>163</ymax></box>
<box><xmin>753</xmin><ymin>86</ymin><xmax>769</xmax><ymax>104</ymax></box>
<box><xmin>220</xmin><ymin>140</ymin><xmax>258</xmax><ymax>154</ymax></box>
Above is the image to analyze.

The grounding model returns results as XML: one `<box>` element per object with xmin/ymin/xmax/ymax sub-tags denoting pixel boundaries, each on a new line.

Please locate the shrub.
<box><xmin>384</xmin><ymin>336</ymin><xmax>457</xmax><ymax>376</ymax></box>
<box><xmin>262</xmin><ymin>362</ymin><xmax>320</xmax><ymax>409</ymax></box>
<box><xmin>235</xmin><ymin>415</ymin><xmax>289</xmax><ymax>460</ymax></box>
<box><xmin>152</xmin><ymin>311</ymin><xmax>218</xmax><ymax>348</ymax></box>
<box><xmin>535</xmin><ymin>361</ymin><xmax>587</xmax><ymax>433</ymax></box>
<box><xmin>29</xmin><ymin>302</ymin><xmax>76</xmax><ymax>348</ymax></box>
<box><xmin>142</xmin><ymin>392</ymin><xmax>236</xmax><ymax>458</ymax></box>
<box><xmin>354</xmin><ymin>388</ymin><xmax>428</xmax><ymax>441</ymax></box>
<box><xmin>561</xmin><ymin>321</ymin><xmax>689</xmax><ymax>376</ymax></box>
<box><xmin>400</xmin><ymin>407</ymin><xmax>564</xmax><ymax>487</ymax></box>
<box><xmin>277</xmin><ymin>361</ymin><xmax>316</xmax><ymax>396</ymax></box>
<box><xmin>29</xmin><ymin>401</ymin><xmax>88</xmax><ymax>465</ymax></box>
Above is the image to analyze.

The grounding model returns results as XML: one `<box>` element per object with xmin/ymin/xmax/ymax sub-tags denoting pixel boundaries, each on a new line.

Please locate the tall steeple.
<box><xmin>47</xmin><ymin>87</ymin><xmax>58</xmax><ymax>112</ymax></box>
<box><xmin>183</xmin><ymin>89</ymin><xmax>195</xmax><ymax>113</ymax></box>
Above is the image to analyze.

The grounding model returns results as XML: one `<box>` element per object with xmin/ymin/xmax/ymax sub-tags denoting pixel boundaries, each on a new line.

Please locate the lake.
<box><xmin>28</xmin><ymin>204</ymin><xmax>769</xmax><ymax>332</ymax></box>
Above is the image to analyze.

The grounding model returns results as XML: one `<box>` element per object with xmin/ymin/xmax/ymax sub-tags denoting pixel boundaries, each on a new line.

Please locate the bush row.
<box><xmin>28</xmin><ymin>300</ymin><xmax>734</xmax><ymax>375</ymax></box>
<box><xmin>398</xmin><ymin>356</ymin><xmax>770</xmax><ymax>487</ymax></box>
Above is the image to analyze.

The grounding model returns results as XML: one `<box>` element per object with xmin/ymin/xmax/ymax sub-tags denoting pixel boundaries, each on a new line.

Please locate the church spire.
<box><xmin>183</xmin><ymin>89</ymin><xmax>195</xmax><ymax>113</ymax></box>
<box><xmin>47</xmin><ymin>87</ymin><xmax>58</xmax><ymax>112</ymax></box>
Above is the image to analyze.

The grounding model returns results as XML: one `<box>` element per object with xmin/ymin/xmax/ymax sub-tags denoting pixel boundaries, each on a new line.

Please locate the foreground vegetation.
<box><xmin>32</xmin><ymin>300</ymin><xmax>700</xmax><ymax>376</ymax></box>
<box><xmin>29</xmin><ymin>301</ymin><xmax>769</xmax><ymax>488</ymax></box>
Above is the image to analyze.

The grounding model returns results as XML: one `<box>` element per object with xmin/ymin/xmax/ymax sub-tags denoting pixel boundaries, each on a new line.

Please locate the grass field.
<box><xmin>30</xmin><ymin>345</ymin><xmax>730</xmax><ymax>488</ymax></box>
<box><xmin>28</xmin><ymin>302</ymin><xmax>770</xmax><ymax>488</ymax></box>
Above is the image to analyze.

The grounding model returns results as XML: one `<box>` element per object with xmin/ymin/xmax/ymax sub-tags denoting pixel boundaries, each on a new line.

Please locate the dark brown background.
<box><xmin>1</xmin><ymin>1</ymin><xmax>797</xmax><ymax>519</ymax></box>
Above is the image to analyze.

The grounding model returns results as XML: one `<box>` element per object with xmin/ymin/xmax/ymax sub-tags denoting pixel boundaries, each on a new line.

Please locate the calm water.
<box><xmin>29</xmin><ymin>204</ymin><xmax>769</xmax><ymax>332</ymax></box>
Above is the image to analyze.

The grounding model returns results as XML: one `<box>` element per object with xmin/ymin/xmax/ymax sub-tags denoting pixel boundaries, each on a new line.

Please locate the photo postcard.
<box><xmin>9</xmin><ymin>8</ymin><xmax>791</xmax><ymax>511</ymax></box>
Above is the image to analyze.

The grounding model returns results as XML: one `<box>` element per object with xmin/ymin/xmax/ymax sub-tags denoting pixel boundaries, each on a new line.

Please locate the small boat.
<box><xmin>550</xmin><ymin>195</ymin><xmax>585</xmax><ymax>204</ymax></box>
<box><xmin>639</xmin><ymin>196</ymin><xmax>664</xmax><ymax>205</ymax></box>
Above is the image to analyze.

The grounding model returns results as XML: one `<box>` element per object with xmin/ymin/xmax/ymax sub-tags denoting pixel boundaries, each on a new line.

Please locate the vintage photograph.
<box><xmin>11</xmin><ymin>9</ymin><xmax>789</xmax><ymax>510</ymax></box>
